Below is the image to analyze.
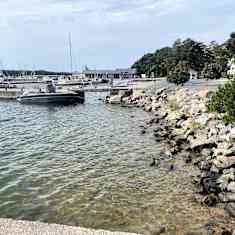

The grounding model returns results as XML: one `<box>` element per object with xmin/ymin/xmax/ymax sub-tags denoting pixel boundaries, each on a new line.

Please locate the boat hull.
<box><xmin>17</xmin><ymin>93</ymin><xmax>85</xmax><ymax>105</ymax></box>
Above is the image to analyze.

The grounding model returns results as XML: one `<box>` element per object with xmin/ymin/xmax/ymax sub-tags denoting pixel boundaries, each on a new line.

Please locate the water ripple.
<box><xmin>0</xmin><ymin>95</ymin><xmax>227</xmax><ymax>234</ymax></box>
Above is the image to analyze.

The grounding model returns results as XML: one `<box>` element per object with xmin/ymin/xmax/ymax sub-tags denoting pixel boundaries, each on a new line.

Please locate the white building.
<box><xmin>189</xmin><ymin>69</ymin><xmax>198</xmax><ymax>80</ymax></box>
<box><xmin>82</xmin><ymin>68</ymin><xmax>137</xmax><ymax>80</ymax></box>
<box><xmin>228</xmin><ymin>58</ymin><xmax>235</xmax><ymax>75</ymax></box>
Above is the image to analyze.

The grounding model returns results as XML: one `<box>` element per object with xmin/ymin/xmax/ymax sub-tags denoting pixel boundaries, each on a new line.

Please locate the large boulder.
<box><xmin>227</xmin><ymin>182</ymin><xmax>235</xmax><ymax>193</ymax></box>
<box><xmin>225</xmin><ymin>202</ymin><xmax>235</xmax><ymax>217</ymax></box>
<box><xmin>213</xmin><ymin>156</ymin><xmax>235</xmax><ymax>170</ymax></box>
<box><xmin>219</xmin><ymin>192</ymin><xmax>235</xmax><ymax>202</ymax></box>
<box><xmin>190</xmin><ymin>134</ymin><xmax>217</xmax><ymax>152</ymax></box>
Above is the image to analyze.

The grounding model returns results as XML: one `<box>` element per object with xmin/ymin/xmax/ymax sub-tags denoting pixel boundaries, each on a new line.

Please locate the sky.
<box><xmin>0</xmin><ymin>0</ymin><xmax>234</xmax><ymax>72</ymax></box>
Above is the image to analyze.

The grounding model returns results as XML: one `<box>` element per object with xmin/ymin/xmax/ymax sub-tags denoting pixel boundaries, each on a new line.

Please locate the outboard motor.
<box><xmin>46</xmin><ymin>81</ymin><xmax>56</xmax><ymax>93</ymax></box>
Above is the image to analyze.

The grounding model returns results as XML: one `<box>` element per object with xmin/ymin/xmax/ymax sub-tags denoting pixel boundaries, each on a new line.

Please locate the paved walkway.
<box><xmin>0</xmin><ymin>219</ymin><xmax>139</xmax><ymax>235</ymax></box>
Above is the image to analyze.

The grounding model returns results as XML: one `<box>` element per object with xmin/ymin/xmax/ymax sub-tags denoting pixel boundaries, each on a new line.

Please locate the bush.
<box><xmin>207</xmin><ymin>78</ymin><xmax>235</xmax><ymax>122</ymax></box>
<box><xmin>167</xmin><ymin>62</ymin><xmax>190</xmax><ymax>85</ymax></box>
<box><xmin>201</xmin><ymin>63</ymin><xmax>223</xmax><ymax>80</ymax></box>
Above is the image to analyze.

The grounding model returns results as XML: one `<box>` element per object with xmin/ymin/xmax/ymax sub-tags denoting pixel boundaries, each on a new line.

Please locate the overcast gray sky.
<box><xmin>0</xmin><ymin>0</ymin><xmax>234</xmax><ymax>71</ymax></box>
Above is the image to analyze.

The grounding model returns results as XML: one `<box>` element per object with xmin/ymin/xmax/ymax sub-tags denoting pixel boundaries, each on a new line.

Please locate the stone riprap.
<box><xmin>108</xmin><ymin>87</ymin><xmax>235</xmax><ymax>222</ymax></box>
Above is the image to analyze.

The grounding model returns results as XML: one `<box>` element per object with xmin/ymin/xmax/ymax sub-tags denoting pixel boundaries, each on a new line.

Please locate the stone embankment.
<box><xmin>108</xmin><ymin>87</ymin><xmax>235</xmax><ymax>232</ymax></box>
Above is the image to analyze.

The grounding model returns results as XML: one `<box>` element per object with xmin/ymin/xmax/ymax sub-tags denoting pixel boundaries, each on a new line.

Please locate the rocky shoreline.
<box><xmin>108</xmin><ymin>87</ymin><xmax>235</xmax><ymax>234</ymax></box>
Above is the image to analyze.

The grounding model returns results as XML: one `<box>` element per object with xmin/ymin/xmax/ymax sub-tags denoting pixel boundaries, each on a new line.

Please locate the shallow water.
<box><xmin>0</xmin><ymin>94</ymin><xmax>231</xmax><ymax>234</ymax></box>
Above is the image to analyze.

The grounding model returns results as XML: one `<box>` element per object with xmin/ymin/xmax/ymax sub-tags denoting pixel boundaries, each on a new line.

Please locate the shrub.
<box><xmin>167</xmin><ymin>62</ymin><xmax>190</xmax><ymax>85</ymax></box>
<box><xmin>207</xmin><ymin>78</ymin><xmax>235</xmax><ymax>122</ymax></box>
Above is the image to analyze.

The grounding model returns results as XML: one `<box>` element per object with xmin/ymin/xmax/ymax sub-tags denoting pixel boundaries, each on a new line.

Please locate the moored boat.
<box><xmin>17</xmin><ymin>91</ymin><xmax>85</xmax><ymax>105</ymax></box>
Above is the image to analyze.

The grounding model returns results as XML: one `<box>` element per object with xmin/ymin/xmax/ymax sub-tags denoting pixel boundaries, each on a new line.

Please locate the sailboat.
<box><xmin>17</xmin><ymin>33</ymin><xmax>85</xmax><ymax>105</ymax></box>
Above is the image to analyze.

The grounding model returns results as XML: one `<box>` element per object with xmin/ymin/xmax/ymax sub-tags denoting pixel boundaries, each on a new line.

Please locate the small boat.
<box><xmin>17</xmin><ymin>90</ymin><xmax>85</xmax><ymax>105</ymax></box>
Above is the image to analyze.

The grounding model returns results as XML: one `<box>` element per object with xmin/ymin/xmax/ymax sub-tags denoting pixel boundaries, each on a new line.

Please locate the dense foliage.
<box><xmin>167</xmin><ymin>61</ymin><xmax>190</xmax><ymax>85</ymax></box>
<box><xmin>132</xmin><ymin>33</ymin><xmax>235</xmax><ymax>84</ymax></box>
<box><xmin>207</xmin><ymin>78</ymin><xmax>235</xmax><ymax>122</ymax></box>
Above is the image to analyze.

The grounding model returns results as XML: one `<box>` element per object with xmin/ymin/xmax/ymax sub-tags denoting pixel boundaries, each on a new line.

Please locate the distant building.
<box><xmin>82</xmin><ymin>68</ymin><xmax>137</xmax><ymax>80</ymax></box>
<box><xmin>189</xmin><ymin>69</ymin><xmax>198</xmax><ymax>80</ymax></box>
<box><xmin>228</xmin><ymin>58</ymin><xmax>235</xmax><ymax>75</ymax></box>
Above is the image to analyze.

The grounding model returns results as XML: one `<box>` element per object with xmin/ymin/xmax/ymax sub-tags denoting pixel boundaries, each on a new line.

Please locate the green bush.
<box><xmin>207</xmin><ymin>78</ymin><xmax>235</xmax><ymax>122</ymax></box>
<box><xmin>167</xmin><ymin>61</ymin><xmax>190</xmax><ymax>85</ymax></box>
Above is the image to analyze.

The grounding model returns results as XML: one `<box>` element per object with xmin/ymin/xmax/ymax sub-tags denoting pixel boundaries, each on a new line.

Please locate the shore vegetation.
<box><xmin>132</xmin><ymin>32</ymin><xmax>235</xmax><ymax>84</ymax></box>
<box><xmin>207</xmin><ymin>78</ymin><xmax>235</xmax><ymax>122</ymax></box>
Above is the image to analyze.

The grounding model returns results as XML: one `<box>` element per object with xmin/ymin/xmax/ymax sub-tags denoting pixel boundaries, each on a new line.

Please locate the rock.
<box><xmin>196</xmin><ymin>113</ymin><xmax>211</xmax><ymax>127</ymax></box>
<box><xmin>152</xmin><ymin>226</ymin><xmax>166</xmax><ymax>235</ymax></box>
<box><xmin>231</xmin><ymin>127</ymin><xmax>235</xmax><ymax>140</ymax></box>
<box><xmin>144</xmin><ymin>105</ymin><xmax>152</xmax><ymax>112</ymax></box>
<box><xmin>227</xmin><ymin>182</ymin><xmax>235</xmax><ymax>193</ymax></box>
<box><xmin>141</xmin><ymin>130</ymin><xmax>146</xmax><ymax>135</ymax></box>
<box><xmin>201</xmin><ymin>172</ymin><xmax>221</xmax><ymax>194</ymax></box>
<box><xmin>150</xmin><ymin>158</ymin><xmax>159</xmax><ymax>167</ymax></box>
<box><xmin>221</xmin><ymin>230</ymin><xmax>233</xmax><ymax>235</ymax></box>
<box><xmin>160</xmin><ymin>111</ymin><xmax>168</xmax><ymax>119</ymax></box>
<box><xmin>217</xmin><ymin>174</ymin><xmax>230</xmax><ymax>191</ymax></box>
<box><xmin>225</xmin><ymin>202</ymin><xmax>235</xmax><ymax>217</ymax></box>
<box><xmin>224</xmin><ymin>146</ymin><xmax>235</xmax><ymax>157</ymax></box>
<box><xmin>203</xmin><ymin>194</ymin><xmax>218</xmax><ymax>207</ymax></box>
<box><xmin>218</xmin><ymin>192</ymin><xmax>235</xmax><ymax>202</ymax></box>
<box><xmin>201</xmin><ymin>148</ymin><xmax>213</xmax><ymax>157</ymax></box>
<box><xmin>169</xmin><ymin>164</ymin><xmax>175</xmax><ymax>171</ymax></box>
<box><xmin>190</xmin><ymin>135</ymin><xmax>217</xmax><ymax>152</ymax></box>
<box><xmin>213</xmin><ymin>156</ymin><xmax>235</xmax><ymax>170</ymax></box>
<box><xmin>198</xmin><ymin>160</ymin><xmax>212</xmax><ymax>171</ymax></box>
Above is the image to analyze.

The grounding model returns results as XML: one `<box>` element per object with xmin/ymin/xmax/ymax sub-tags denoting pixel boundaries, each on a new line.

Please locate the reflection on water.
<box><xmin>0</xmin><ymin>94</ymin><xmax>229</xmax><ymax>234</ymax></box>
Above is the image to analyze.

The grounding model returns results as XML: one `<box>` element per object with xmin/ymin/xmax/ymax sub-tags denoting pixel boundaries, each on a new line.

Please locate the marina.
<box><xmin>0</xmin><ymin>91</ymin><xmax>228</xmax><ymax>235</ymax></box>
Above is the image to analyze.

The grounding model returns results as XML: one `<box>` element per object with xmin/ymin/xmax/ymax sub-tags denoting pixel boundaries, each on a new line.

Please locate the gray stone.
<box><xmin>219</xmin><ymin>192</ymin><xmax>235</xmax><ymax>202</ymax></box>
<box><xmin>227</xmin><ymin>182</ymin><xmax>235</xmax><ymax>193</ymax></box>
<box><xmin>217</xmin><ymin>174</ymin><xmax>230</xmax><ymax>191</ymax></box>
<box><xmin>190</xmin><ymin>135</ymin><xmax>217</xmax><ymax>152</ymax></box>
<box><xmin>224</xmin><ymin>146</ymin><xmax>235</xmax><ymax>157</ymax></box>
<box><xmin>213</xmin><ymin>156</ymin><xmax>235</xmax><ymax>170</ymax></box>
<box><xmin>225</xmin><ymin>202</ymin><xmax>235</xmax><ymax>217</ymax></box>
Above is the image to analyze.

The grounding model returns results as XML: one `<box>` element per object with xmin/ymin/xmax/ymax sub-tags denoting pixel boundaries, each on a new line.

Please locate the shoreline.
<box><xmin>0</xmin><ymin>218</ymin><xmax>139</xmax><ymax>235</ymax></box>
<box><xmin>109</xmin><ymin>85</ymin><xmax>235</xmax><ymax>233</ymax></box>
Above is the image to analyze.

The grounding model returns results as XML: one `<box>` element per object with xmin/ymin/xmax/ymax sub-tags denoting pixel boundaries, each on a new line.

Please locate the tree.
<box><xmin>201</xmin><ymin>42</ymin><xmax>230</xmax><ymax>79</ymax></box>
<box><xmin>208</xmin><ymin>78</ymin><xmax>235</xmax><ymax>122</ymax></box>
<box><xmin>201</xmin><ymin>62</ymin><xmax>223</xmax><ymax>80</ymax></box>
<box><xmin>132</xmin><ymin>33</ymin><xmax>233</xmax><ymax>80</ymax></box>
<box><xmin>167</xmin><ymin>61</ymin><xmax>190</xmax><ymax>85</ymax></box>
<box><xmin>226</xmin><ymin>32</ymin><xmax>235</xmax><ymax>55</ymax></box>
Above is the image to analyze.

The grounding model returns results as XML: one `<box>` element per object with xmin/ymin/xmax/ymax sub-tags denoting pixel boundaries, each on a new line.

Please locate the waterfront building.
<box><xmin>228</xmin><ymin>58</ymin><xmax>235</xmax><ymax>76</ymax></box>
<box><xmin>189</xmin><ymin>69</ymin><xmax>198</xmax><ymax>80</ymax></box>
<box><xmin>82</xmin><ymin>68</ymin><xmax>137</xmax><ymax>80</ymax></box>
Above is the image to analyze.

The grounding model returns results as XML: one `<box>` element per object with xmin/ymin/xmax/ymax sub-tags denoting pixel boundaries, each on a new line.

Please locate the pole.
<box><xmin>69</xmin><ymin>32</ymin><xmax>73</xmax><ymax>73</ymax></box>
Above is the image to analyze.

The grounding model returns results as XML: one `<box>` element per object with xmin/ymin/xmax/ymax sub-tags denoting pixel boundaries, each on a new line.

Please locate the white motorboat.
<box><xmin>17</xmin><ymin>90</ymin><xmax>85</xmax><ymax>105</ymax></box>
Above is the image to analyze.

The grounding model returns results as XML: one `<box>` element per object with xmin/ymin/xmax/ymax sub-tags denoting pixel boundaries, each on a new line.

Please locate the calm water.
<box><xmin>0</xmin><ymin>93</ymin><xmax>229</xmax><ymax>234</ymax></box>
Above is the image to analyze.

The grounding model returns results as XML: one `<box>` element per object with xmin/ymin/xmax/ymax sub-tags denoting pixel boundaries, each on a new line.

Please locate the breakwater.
<box><xmin>110</xmin><ymin>86</ymin><xmax>235</xmax><ymax>234</ymax></box>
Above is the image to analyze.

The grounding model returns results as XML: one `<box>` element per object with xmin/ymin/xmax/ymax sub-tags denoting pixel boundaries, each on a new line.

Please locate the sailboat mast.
<box><xmin>69</xmin><ymin>32</ymin><xmax>73</xmax><ymax>73</ymax></box>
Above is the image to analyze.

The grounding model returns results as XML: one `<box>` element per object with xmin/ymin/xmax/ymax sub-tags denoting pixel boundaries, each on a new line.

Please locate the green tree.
<box><xmin>167</xmin><ymin>61</ymin><xmax>190</xmax><ymax>85</ymax></box>
<box><xmin>208</xmin><ymin>78</ymin><xmax>235</xmax><ymax>122</ymax></box>
<box><xmin>201</xmin><ymin>62</ymin><xmax>223</xmax><ymax>80</ymax></box>
<box><xmin>226</xmin><ymin>32</ymin><xmax>235</xmax><ymax>55</ymax></box>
